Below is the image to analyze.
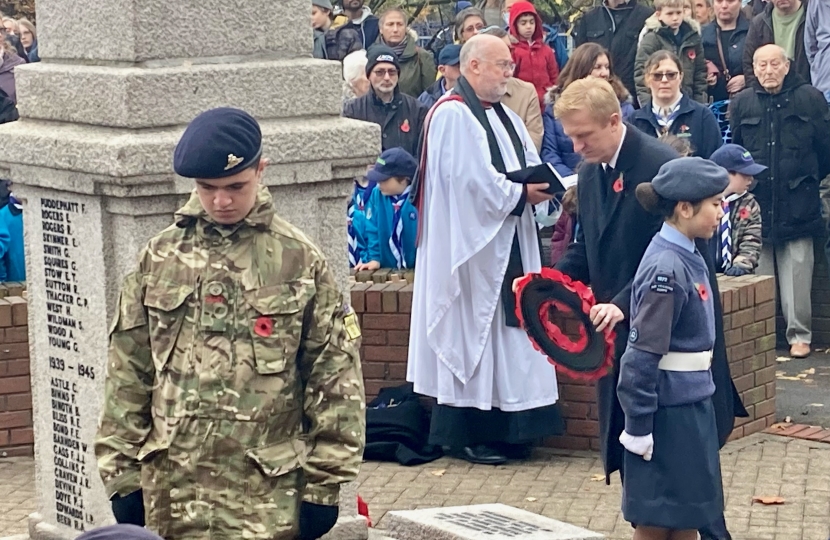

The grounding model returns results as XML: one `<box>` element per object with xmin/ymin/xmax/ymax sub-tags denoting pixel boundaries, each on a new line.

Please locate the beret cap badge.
<box><xmin>225</xmin><ymin>153</ymin><xmax>244</xmax><ymax>170</ymax></box>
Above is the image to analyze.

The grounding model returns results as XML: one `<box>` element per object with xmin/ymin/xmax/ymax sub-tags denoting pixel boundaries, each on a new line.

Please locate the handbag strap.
<box><xmin>715</xmin><ymin>26</ymin><xmax>731</xmax><ymax>81</ymax></box>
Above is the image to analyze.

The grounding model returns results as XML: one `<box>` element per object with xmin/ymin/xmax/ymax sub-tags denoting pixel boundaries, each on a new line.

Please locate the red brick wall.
<box><xmin>0</xmin><ymin>287</ymin><xmax>33</xmax><ymax>457</ymax></box>
<box><xmin>350</xmin><ymin>275</ymin><xmax>777</xmax><ymax>450</ymax></box>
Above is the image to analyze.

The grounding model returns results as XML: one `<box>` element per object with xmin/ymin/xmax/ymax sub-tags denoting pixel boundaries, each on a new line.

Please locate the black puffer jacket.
<box><xmin>742</xmin><ymin>0</ymin><xmax>811</xmax><ymax>88</ymax></box>
<box><xmin>342</xmin><ymin>87</ymin><xmax>427</xmax><ymax>157</ymax></box>
<box><xmin>729</xmin><ymin>72</ymin><xmax>830</xmax><ymax>242</ymax></box>
<box><xmin>572</xmin><ymin>0</ymin><xmax>653</xmax><ymax>106</ymax></box>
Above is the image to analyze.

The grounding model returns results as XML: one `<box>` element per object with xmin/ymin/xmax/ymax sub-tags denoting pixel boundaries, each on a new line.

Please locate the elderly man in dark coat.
<box><xmin>730</xmin><ymin>43</ymin><xmax>830</xmax><ymax>359</ymax></box>
<box><xmin>554</xmin><ymin>76</ymin><xmax>746</xmax><ymax>540</ymax></box>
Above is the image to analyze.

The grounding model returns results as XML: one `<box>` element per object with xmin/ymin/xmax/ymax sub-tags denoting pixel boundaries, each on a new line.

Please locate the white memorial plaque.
<box><xmin>26</xmin><ymin>189</ymin><xmax>111</xmax><ymax>535</ymax></box>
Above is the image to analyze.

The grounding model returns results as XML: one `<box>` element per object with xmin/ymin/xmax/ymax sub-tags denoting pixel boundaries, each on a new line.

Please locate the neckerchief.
<box><xmin>388</xmin><ymin>185</ymin><xmax>412</xmax><ymax>269</ymax></box>
<box><xmin>652</xmin><ymin>95</ymin><xmax>683</xmax><ymax>133</ymax></box>
<box><xmin>8</xmin><ymin>194</ymin><xmax>21</xmax><ymax>216</ymax></box>
<box><xmin>720</xmin><ymin>192</ymin><xmax>743</xmax><ymax>269</ymax></box>
<box><xmin>347</xmin><ymin>181</ymin><xmax>375</xmax><ymax>267</ymax></box>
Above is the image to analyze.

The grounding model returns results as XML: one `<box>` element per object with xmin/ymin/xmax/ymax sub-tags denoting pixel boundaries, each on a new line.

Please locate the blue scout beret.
<box><xmin>173</xmin><ymin>107</ymin><xmax>263</xmax><ymax>179</ymax></box>
<box><xmin>367</xmin><ymin>147</ymin><xmax>418</xmax><ymax>184</ymax></box>
<box><xmin>710</xmin><ymin>144</ymin><xmax>767</xmax><ymax>176</ymax></box>
<box><xmin>653</xmin><ymin>157</ymin><xmax>729</xmax><ymax>202</ymax></box>
<box><xmin>438</xmin><ymin>44</ymin><xmax>462</xmax><ymax>66</ymax></box>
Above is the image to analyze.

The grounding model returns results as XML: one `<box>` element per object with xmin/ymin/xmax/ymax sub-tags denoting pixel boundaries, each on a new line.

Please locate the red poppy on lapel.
<box><xmin>613</xmin><ymin>177</ymin><xmax>623</xmax><ymax>193</ymax></box>
<box><xmin>400</xmin><ymin>119</ymin><xmax>410</xmax><ymax>133</ymax></box>
<box><xmin>696</xmin><ymin>283</ymin><xmax>709</xmax><ymax>301</ymax></box>
<box><xmin>739</xmin><ymin>207</ymin><xmax>750</xmax><ymax>220</ymax></box>
<box><xmin>688</xmin><ymin>49</ymin><xmax>696</xmax><ymax>60</ymax></box>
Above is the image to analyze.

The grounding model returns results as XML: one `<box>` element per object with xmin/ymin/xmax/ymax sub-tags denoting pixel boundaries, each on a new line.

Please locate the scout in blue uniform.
<box><xmin>618</xmin><ymin>157</ymin><xmax>729</xmax><ymax>540</ymax></box>
<box><xmin>354</xmin><ymin>147</ymin><xmax>418</xmax><ymax>271</ymax></box>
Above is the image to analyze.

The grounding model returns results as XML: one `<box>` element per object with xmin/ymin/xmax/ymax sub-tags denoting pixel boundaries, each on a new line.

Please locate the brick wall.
<box><xmin>350</xmin><ymin>275</ymin><xmax>777</xmax><ymax>450</ymax></box>
<box><xmin>0</xmin><ymin>283</ymin><xmax>33</xmax><ymax>457</ymax></box>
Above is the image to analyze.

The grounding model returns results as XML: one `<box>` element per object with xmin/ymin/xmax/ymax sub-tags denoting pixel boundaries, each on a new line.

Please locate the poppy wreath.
<box><xmin>514</xmin><ymin>268</ymin><xmax>616</xmax><ymax>381</ymax></box>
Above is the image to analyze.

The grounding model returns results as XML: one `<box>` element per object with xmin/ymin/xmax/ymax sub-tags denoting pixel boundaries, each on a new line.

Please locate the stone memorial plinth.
<box><xmin>386</xmin><ymin>504</ymin><xmax>605</xmax><ymax>540</ymax></box>
<box><xmin>0</xmin><ymin>0</ymin><xmax>378</xmax><ymax>539</ymax></box>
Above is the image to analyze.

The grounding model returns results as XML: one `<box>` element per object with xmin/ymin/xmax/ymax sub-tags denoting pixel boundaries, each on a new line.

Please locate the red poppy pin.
<box><xmin>254</xmin><ymin>316</ymin><xmax>273</xmax><ymax>337</ymax></box>
<box><xmin>696</xmin><ymin>283</ymin><xmax>709</xmax><ymax>301</ymax></box>
<box><xmin>688</xmin><ymin>49</ymin><xmax>696</xmax><ymax>60</ymax></box>
<box><xmin>739</xmin><ymin>207</ymin><xmax>750</xmax><ymax>220</ymax></box>
<box><xmin>401</xmin><ymin>119</ymin><xmax>410</xmax><ymax>133</ymax></box>
<box><xmin>613</xmin><ymin>177</ymin><xmax>624</xmax><ymax>193</ymax></box>
<box><xmin>679</xmin><ymin>125</ymin><xmax>690</xmax><ymax>133</ymax></box>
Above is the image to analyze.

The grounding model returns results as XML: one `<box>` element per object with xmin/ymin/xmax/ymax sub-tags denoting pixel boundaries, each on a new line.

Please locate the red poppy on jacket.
<box><xmin>254</xmin><ymin>316</ymin><xmax>273</xmax><ymax>337</ymax></box>
<box><xmin>401</xmin><ymin>119</ymin><xmax>410</xmax><ymax>133</ymax></box>
<box><xmin>739</xmin><ymin>207</ymin><xmax>750</xmax><ymax>220</ymax></box>
<box><xmin>613</xmin><ymin>177</ymin><xmax>624</xmax><ymax>193</ymax></box>
<box><xmin>696</xmin><ymin>283</ymin><xmax>708</xmax><ymax>301</ymax></box>
<box><xmin>508</xmin><ymin>1</ymin><xmax>559</xmax><ymax>107</ymax></box>
<box><xmin>688</xmin><ymin>49</ymin><xmax>696</xmax><ymax>60</ymax></box>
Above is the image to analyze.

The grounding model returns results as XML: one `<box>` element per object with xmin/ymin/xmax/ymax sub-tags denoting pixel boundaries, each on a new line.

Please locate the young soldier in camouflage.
<box><xmin>95</xmin><ymin>108</ymin><xmax>366</xmax><ymax>540</ymax></box>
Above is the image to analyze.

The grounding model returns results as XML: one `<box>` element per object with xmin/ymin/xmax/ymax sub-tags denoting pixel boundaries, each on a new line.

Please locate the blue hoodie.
<box><xmin>363</xmin><ymin>185</ymin><xmax>417</xmax><ymax>269</ymax></box>
<box><xmin>0</xmin><ymin>197</ymin><xmax>25</xmax><ymax>282</ymax></box>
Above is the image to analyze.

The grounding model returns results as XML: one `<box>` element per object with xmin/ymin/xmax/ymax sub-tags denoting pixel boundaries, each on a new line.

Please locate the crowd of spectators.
<box><xmin>323</xmin><ymin>0</ymin><xmax>830</xmax><ymax>359</ymax></box>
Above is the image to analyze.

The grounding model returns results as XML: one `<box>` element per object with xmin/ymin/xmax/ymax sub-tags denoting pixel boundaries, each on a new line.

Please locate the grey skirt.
<box><xmin>622</xmin><ymin>398</ymin><xmax>724</xmax><ymax>530</ymax></box>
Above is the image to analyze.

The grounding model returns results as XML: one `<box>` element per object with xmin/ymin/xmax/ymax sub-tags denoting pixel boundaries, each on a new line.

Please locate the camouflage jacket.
<box><xmin>728</xmin><ymin>191</ymin><xmax>762</xmax><ymax>272</ymax></box>
<box><xmin>95</xmin><ymin>187</ymin><xmax>366</xmax><ymax>539</ymax></box>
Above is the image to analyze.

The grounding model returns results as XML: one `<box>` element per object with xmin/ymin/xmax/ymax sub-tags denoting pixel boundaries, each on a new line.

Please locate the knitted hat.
<box><xmin>365</xmin><ymin>44</ymin><xmax>400</xmax><ymax>76</ymax></box>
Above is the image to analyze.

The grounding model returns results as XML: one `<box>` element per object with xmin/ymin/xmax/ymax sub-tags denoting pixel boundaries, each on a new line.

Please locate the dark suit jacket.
<box><xmin>556</xmin><ymin>126</ymin><xmax>746</xmax><ymax>478</ymax></box>
<box><xmin>556</xmin><ymin>125</ymin><xmax>677</xmax><ymax>477</ymax></box>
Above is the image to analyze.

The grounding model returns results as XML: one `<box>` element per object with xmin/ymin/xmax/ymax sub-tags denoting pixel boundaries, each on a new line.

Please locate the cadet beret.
<box><xmin>77</xmin><ymin>525</ymin><xmax>163</xmax><ymax>540</ymax></box>
<box><xmin>365</xmin><ymin>44</ymin><xmax>400</xmax><ymax>76</ymax></box>
<box><xmin>174</xmin><ymin>107</ymin><xmax>263</xmax><ymax>179</ymax></box>
<box><xmin>636</xmin><ymin>157</ymin><xmax>729</xmax><ymax>213</ymax></box>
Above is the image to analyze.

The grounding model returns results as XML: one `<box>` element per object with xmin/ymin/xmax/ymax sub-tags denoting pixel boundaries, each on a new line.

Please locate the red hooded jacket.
<box><xmin>509</xmin><ymin>1</ymin><xmax>559</xmax><ymax>107</ymax></box>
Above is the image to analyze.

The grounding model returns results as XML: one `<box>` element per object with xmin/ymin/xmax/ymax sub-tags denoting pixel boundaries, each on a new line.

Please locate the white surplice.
<box><xmin>406</xmin><ymin>100</ymin><xmax>559</xmax><ymax>412</ymax></box>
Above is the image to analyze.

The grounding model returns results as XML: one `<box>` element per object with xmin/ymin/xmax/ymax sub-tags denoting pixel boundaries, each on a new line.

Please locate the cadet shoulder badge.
<box><xmin>343</xmin><ymin>305</ymin><xmax>362</xmax><ymax>341</ymax></box>
<box><xmin>650</xmin><ymin>274</ymin><xmax>673</xmax><ymax>294</ymax></box>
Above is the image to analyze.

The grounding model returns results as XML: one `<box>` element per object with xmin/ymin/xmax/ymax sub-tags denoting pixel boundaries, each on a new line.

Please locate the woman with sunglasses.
<box><xmin>630</xmin><ymin>50</ymin><xmax>723</xmax><ymax>159</ymax></box>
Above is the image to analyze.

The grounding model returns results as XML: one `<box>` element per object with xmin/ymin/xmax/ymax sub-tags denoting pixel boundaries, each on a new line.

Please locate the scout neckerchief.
<box><xmin>347</xmin><ymin>181</ymin><xmax>374</xmax><ymax>267</ymax></box>
<box><xmin>652</xmin><ymin>95</ymin><xmax>683</xmax><ymax>133</ymax></box>
<box><xmin>412</xmin><ymin>75</ymin><xmax>533</xmax><ymax>327</ymax></box>
<box><xmin>720</xmin><ymin>192</ymin><xmax>743</xmax><ymax>269</ymax></box>
<box><xmin>388</xmin><ymin>185</ymin><xmax>412</xmax><ymax>269</ymax></box>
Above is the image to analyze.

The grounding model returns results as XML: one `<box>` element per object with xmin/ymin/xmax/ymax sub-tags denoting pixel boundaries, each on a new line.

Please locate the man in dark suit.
<box><xmin>553</xmin><ymin>77</ymin><xmax>746</xmax><ymax>540</ymax></box>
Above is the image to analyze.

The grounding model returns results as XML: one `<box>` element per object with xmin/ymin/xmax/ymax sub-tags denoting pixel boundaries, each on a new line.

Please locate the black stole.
<box><xmin>453</xmin><ymin>76</ymin><xmax>535</xmax><ymax>328</ymax></box>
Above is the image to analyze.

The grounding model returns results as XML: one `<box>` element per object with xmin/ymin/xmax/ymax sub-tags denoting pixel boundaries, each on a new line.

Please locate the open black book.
<box><xmin>506</xmin><ymin>163</ymin><xmax>576</xmax><ymax>196</ymax></box>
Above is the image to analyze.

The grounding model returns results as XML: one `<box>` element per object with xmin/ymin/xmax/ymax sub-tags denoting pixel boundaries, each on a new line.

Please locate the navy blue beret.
<box><xmin>77</xmin><ymin>525</ymin><xmax>163</xmax><ymax>540</ymax></box>
<box><xmin>173</xmin><ymin>107</ymin><xmax>263</xmax><ymax>179</ymax></box>
<box><xmin>652</xmin><ymin>157</ymin><xmax>729</xmax><ymax>202</ymax></box>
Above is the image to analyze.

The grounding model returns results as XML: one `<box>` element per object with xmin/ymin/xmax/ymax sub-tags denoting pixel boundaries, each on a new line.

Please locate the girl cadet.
<box><xmin>617</xmin><ymin>156</ymin><xmax>728</xmax><ymax>540</ymax></box>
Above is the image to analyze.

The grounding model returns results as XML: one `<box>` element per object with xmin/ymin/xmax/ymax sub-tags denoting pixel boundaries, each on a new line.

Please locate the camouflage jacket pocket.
<box><xmin>246</xmin><ymin>438</ymin><xmax>307</xmax><ymax>477</ymax></box>
<box><xmin>244</xmin><ymin>284</ymin><xmax>309</xmax><ymax>375</ymax></box>
<box><xmin>144</xmin><ymin>281</ymin><xmax>194</xmax><ymax>372</ymax></box>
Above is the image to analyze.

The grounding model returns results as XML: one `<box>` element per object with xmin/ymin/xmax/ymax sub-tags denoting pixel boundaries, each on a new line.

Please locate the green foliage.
<box><xmin>0</xmin><ymin>0</ymin><xmax>36</xmax><ymax>22</ymax></box>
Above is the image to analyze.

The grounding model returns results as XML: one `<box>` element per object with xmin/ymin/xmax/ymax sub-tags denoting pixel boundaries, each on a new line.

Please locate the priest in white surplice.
<box><xmin>407</xmin><ymin>35</ymin><xmax>563</xmax><ymax>465</ymax></box>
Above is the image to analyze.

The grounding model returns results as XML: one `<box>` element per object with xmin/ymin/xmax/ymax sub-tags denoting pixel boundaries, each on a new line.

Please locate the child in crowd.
<box><xmin>618</xmin><ymin>157</ymin><xmax>728</xmax><ymax>540</ymax></box>
<box><xmin>354</xmin><ymin>147</ymin><xmax>418</xmax><ymax>271</ymax></box>
<box><xmin>508</xmin><ymin>1</ymin><xmax>559</xmax><ymax>107</ymax></box>
<box><xmin>658</xmin><ymin>132</ymin><xmax>693</xmax><ymax>157</ymax></box>
<box><xmin>548</xmin><ymin>186</ymin><xmax>578</xmax><ymax>266</ymax></box>
<box><xmin>0</xmin><ymin>180</ymin><xmax>25</xmax><ymax>282</ymax></box>
<box><xmin>634</xmin><ymin>0</ymin><xmax>707</xmax><ymax>106</ymax></box>
<box><xmin>708</xmin><ymin>144</ymin><xmax>764</xmax><ymax>276</ymax></box>
<box><xmin>347</xmin><ymin>172</ymin><xmax>375</xmax><ymax>268</ymax></box>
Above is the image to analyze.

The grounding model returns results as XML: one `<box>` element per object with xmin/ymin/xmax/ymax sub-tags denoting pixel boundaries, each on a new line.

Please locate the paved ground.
<box><xmin>776</xmin><ymin>349</ymin><xmax>830</xmax><ymax>428</ymax></box>
<box><xmin>2</xmin><ymin>433</ymin><xmax>828</xmax><ymax>540</ymax></box>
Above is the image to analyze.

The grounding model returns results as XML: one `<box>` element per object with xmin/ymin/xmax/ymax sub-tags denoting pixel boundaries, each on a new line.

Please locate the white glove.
<box><xmin>619</xmin><ymin>431</ymin><xmax>654</xmax><ymax>461</ymax></box>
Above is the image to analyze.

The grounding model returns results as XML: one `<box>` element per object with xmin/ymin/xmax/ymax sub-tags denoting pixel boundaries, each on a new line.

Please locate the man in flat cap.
<box><xmin>95</xmin><ymin>107</ymin><xmax>366</xmax><ymax>540</ymax></box>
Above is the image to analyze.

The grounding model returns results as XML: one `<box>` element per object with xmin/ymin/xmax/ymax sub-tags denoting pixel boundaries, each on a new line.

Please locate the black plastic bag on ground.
<box><xmin>365</xmin><ymin>383</ymin><xmax>443</xmax><ymax>466</ymax></box>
